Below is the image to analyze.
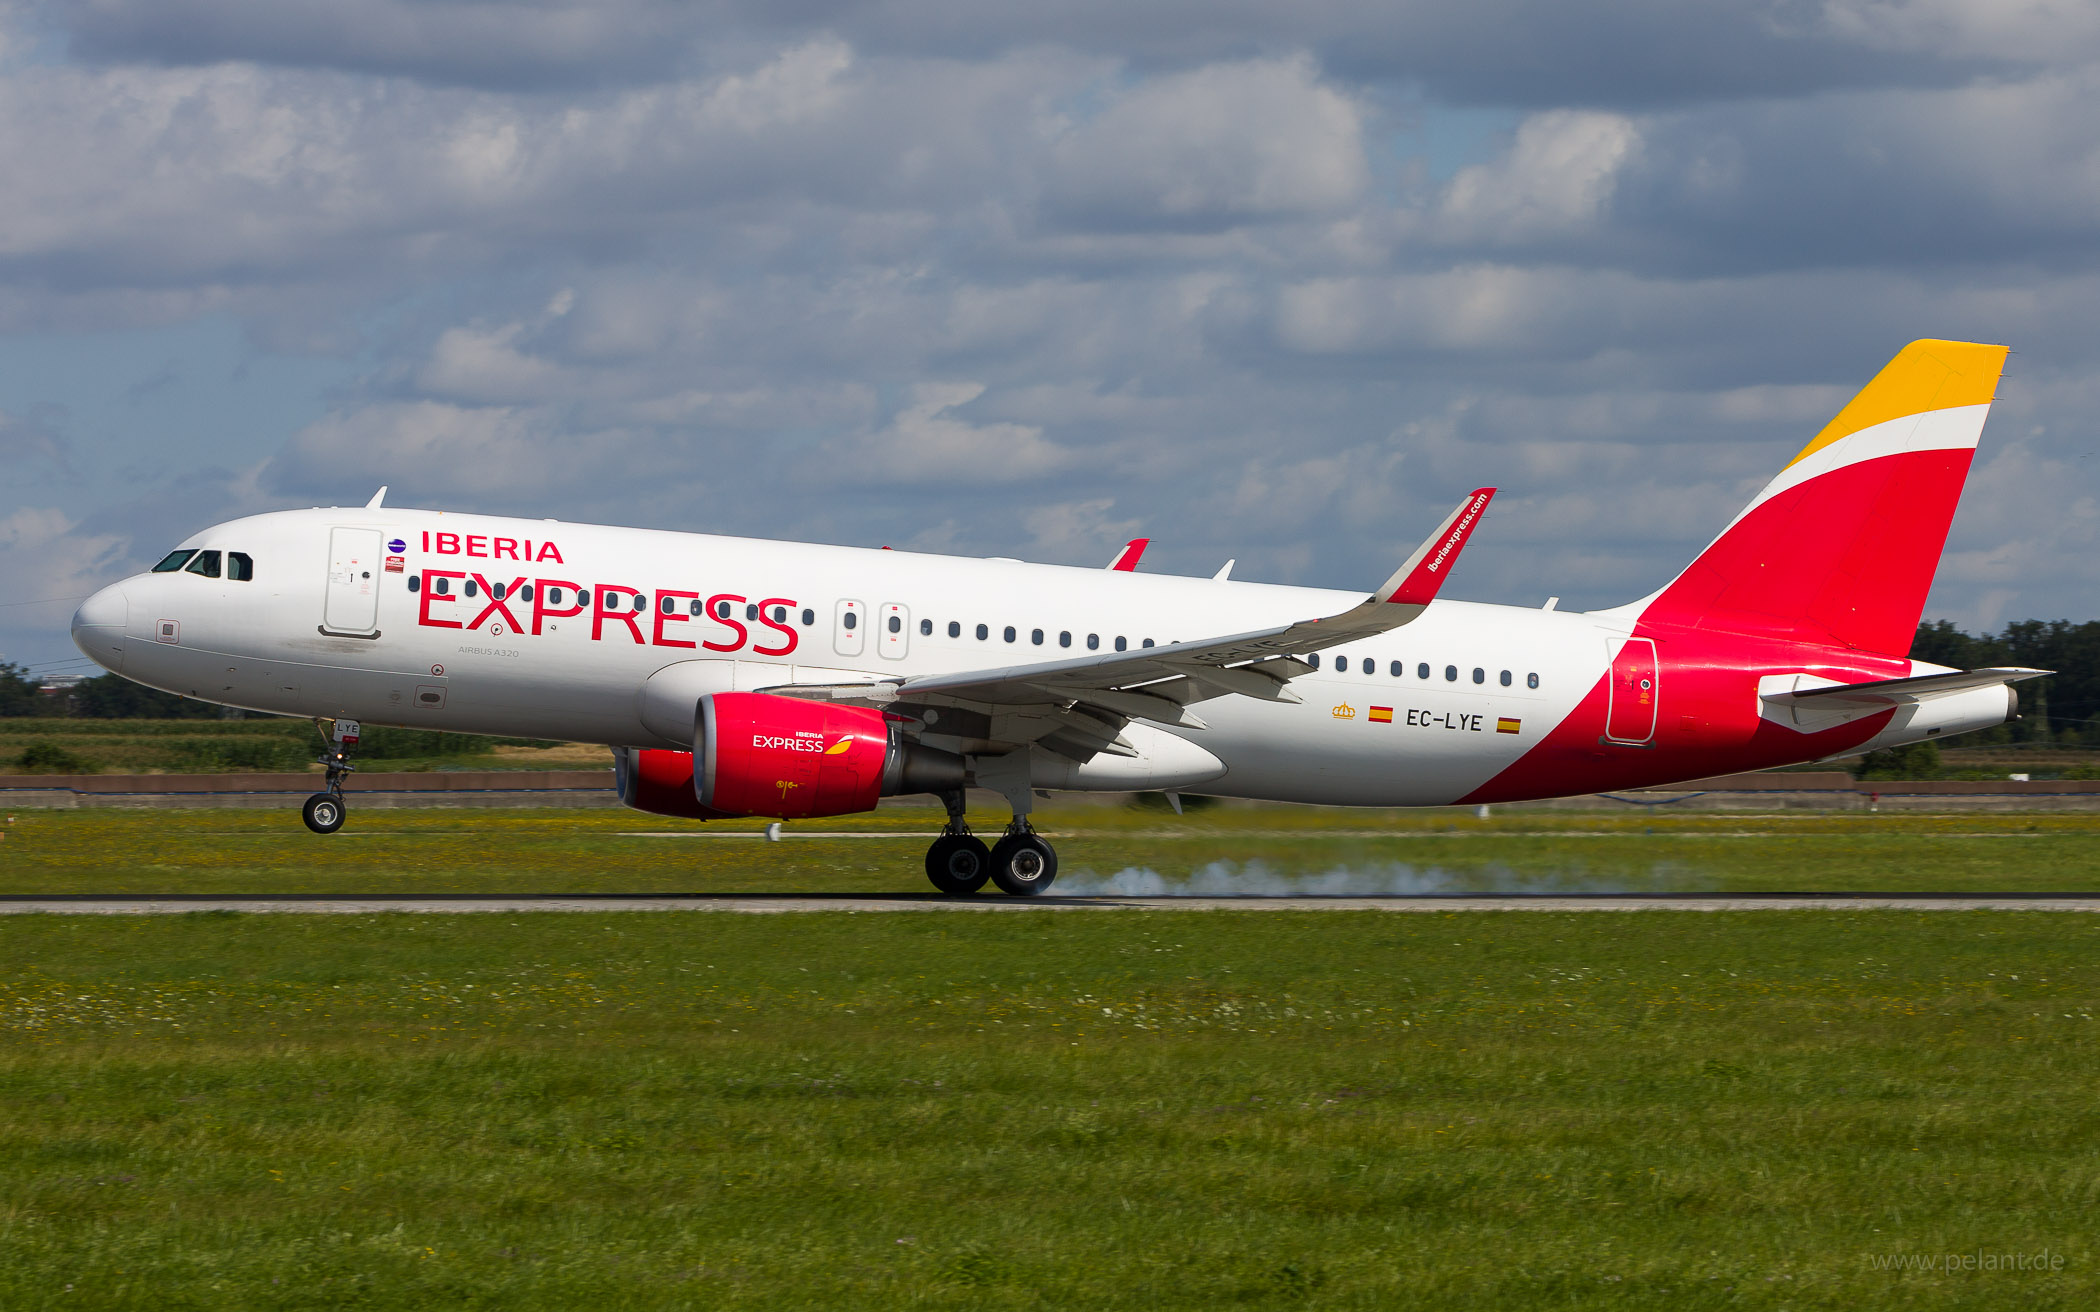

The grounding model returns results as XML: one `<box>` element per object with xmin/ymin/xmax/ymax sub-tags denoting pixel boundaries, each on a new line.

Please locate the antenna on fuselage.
<box><xmin>365</xmin><ymin>487</ymin><xmax>388</xmax><ymax>509</ymax></box>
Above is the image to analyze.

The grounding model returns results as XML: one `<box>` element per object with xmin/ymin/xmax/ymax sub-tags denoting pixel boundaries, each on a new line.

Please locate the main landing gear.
<box><xmin>301</xmin><ymin>718</ymin><xmax>359</xmax><ymax>835</ymax></box>
<box><xmin>922</xmin><ymin>789</ymin><xmax>1058</xmax><ymax>897</ymax></box>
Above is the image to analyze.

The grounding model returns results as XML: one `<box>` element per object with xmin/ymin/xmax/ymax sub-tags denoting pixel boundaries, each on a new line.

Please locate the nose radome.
<box><xmin>71</xmin><ymin>581</ymin><xmax>130</xmax><ymax>673</ymax></box>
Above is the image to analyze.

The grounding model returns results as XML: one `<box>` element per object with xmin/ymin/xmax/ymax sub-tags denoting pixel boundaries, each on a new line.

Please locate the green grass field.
<box><xmin>2</xmin><ymin>909</ymin><xmax>2096</xmax><ymax>1309</ymax></box>
<box><xmin>5</xmin><ymin>805</ymin><xmax>2100</xmax><ymax>896</ymax></box>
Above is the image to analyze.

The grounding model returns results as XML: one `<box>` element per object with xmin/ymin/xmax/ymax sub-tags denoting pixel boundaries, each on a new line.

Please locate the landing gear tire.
<box><xmin>989</xmin><ymin>832</ymin><xmax>1058</xmax><ymax>897</ymax></box>
<box><xmin>301</xmin><ymin>792</ymin><xmax>346</xmax><ymax>835</ymax></box>
<box><xmin>925</xmin><ymin>833</ymin><xmax>993</xmax><ymax>895</ymax></box>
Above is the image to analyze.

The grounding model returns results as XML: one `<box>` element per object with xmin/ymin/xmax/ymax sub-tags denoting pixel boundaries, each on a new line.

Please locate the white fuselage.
<box><xmin>72</xmin><ymin>507</ymin><xmax>1612</xmax><ymax>806</ymax></box>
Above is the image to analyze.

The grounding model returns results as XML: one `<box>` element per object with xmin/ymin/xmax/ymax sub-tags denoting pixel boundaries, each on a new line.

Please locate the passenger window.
<box><xmin>772</xmin><ymin>607</ymin><xmax>786</xmax><ymax>623</ymax></box>
<box><xmin>227</xmin><ymin>552</ymin><xmax>254</xmax><ymax>581</ymax></box>
<box><xmin>746</xmin><ymin>604</ymin><xmax>759</xmax><ymax>621</ymax></box>
<box><xmin>1030</xmin><ymin>628</ymin><xmax>1044</xmax><ymax>645</ymax></box>
<box><xmin>1390</xmin><ymin>660</ymin><xmax>1402</xmax><ymax>677</ymax></box>
<box><xmin>948</xmin><ymin>621</ymin><xmax>961</xmax><ymax>638</ymax></box>
<box><xmin>661</xmin><ymin>596</ymin><xmax>676</xmax><ymax>615</ymax></box>
<box><xmin>1087</xmin><ymin>634</ymin><xmax>1100</xmax><ymax>650</ymax></box>
<box><xmin>889</xmin><ymin>615</ymin><xmax>902</xmax><ymax>633</ymax></box>
<box><xmin>408</xmin><ymin>575</ymin><xmax>421</xmax><ymax>593</ymax></box>
<box><xmin>1059</xmin><ymin>631</ymin><xmax>1071</xmax><ymax>648</ymax></box>
<box><xmin>152</xmin><ymin>549</ymin><xmax>197</xmax><ymax>573</ymax></box>
<box><xmin>546</xmin><ymin>587</ymin><xmax>562</xmax><ymax>605</ymax></box>
<box><xmin>1445</xmin><ymin>665</ymin><xmax>1458</xmax><ymax>682</ymax></box>
<box><xmin>520</xmin><ymin>585</ymin><xmax>533</xmax><ymax>602</ymax></box>
<box><xmin>464</xmin><ymin>580</ymin><xmax>478</xmax><ymax>597</ymax></box>
<box><xmin>1142</xmin><ymin>638</ymin><xmax>1154</xmax><ymax>648</ymax></box>
<box><xmin>1528</xmin><ymin>673</ymin><xmax>1540</xmax><ymax>689</ymax></box>
<box><xmin>576</xmin><ymin>589</ymin><xmax>589</xmax><ymax>606</ymax></box>
<box><xmin>977</xmin><ymin>624</ymin><xmax>989</xmax><ymax>640</ymax></box>
<box><xmin>843</xmin><ymin>610</ymin><xmax>857</xmax><ymax>630</ymax></box>
<box><xmin>434</xmin><ymin>577</ymin><xmax>450</xmax><ymax>596</ymax></box>
<box><xmin>1004</xmin><ymin>626</ymin><xmax>1016</xmax><ymax>643</ymax></box>
<box><xmin>801</xmin><ymin>609</ymin><xmax>815</xmax><ymax>626</ymax></box>
<box><xmin>491</xmin><ymin>582</ymin><xmax>506</xmax><ymax>600</ymax></box>
<box><xmin>185</xmin><ymin>550</ymin><xmax>222</xmax><ymax>578</ymax></box>
<box><xmin>689</xmin><ymin>599</ymin><xmax>703</xmax><ymax>616</ymax></box>
<box><xmin>1500</xmin><ymin>670</ymin><xmax>1512</xmax><ymax>686</ymax></box>
<box><xmin>920</xmin><ymin>618</ymin><xmax>932</xmax><ymax>636</ymax></box>
<box><xmin>1308</xmin><ymin>653</ymin><xmax>1322</xmax><ymax>670</ymax></box>
<box><xmin>1417</xmin><ymin>663</ymin><xmax>1429</xmax><ymax>679</ymax></box>
<box><xmin>1114</xmin><ymin>636</ymin><xmax>1127</xmax><ymax>651</ymax></box>
<box><xmin>1472</xmin><ymin>667</ymin><xmax>1485</xmax><ymax>684</ymax></box>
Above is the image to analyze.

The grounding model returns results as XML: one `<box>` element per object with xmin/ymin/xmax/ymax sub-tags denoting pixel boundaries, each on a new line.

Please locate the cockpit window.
<box><xmin>185</xmin><ymin>550</ymin><xmax>222</xmax><ymax>578</ymax></box>
<box><xmin>152</xmin><ymin>550</ymin><xmax>197</xmax><ymax>573</ymax></box>
<box><xmin>227</xmin><ymin>552</ymin><xmax>253</xmax><ymax>582</ymax></box>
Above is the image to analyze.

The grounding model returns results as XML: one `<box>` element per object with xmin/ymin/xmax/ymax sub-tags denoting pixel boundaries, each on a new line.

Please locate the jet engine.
<box><xmin>614</xmin><ymin>692</ymin><xmax>965</xmax><ymax>820</ymax></box>
<box><xmin>612</xmin><ymin>745</ymin><xmax>727</xmax><ymax>820</ymax></box>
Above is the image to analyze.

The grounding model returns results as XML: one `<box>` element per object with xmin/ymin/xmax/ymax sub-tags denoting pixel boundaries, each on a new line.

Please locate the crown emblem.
<box><xmin>1331</xmin><ymin>702</ymin><xmax>1356</xmax><ymax>720</ymax></box>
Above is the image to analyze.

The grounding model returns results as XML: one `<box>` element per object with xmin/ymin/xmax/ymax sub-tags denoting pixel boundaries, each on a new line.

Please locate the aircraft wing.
<box><xmin>761</xmin><ymin>489</ymin><xmax>1494</xmax><ymax>760</ymax></box>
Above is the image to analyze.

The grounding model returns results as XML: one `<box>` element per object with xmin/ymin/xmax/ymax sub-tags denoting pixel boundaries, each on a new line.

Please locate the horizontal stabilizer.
<box><xmin>1761</xmin><ymin>666</ymin><xmax>2049</xmax><ymax>710</ymax></box>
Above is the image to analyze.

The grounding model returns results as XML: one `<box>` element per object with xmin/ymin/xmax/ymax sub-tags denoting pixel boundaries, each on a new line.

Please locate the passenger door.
<box><xmin>322</xmin><ymin>527</ymin><xmax>383</xmax><ymax>636</ymax></box>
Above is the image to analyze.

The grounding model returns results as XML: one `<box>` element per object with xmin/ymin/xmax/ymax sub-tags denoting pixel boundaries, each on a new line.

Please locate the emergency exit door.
<box><xmin>878</xmin><ymin>603</ymin><xmax>910</xmax><ymax>659</ymax></box>
<box><xmin>1604</xmin><ymin>636</ymin><xmax>1658</xmax><ymax>744</ymax></box>
<box><xmin>323</xmin><ymin>527</ymin><xmax>382</xmax><ymax>636</ymax></box>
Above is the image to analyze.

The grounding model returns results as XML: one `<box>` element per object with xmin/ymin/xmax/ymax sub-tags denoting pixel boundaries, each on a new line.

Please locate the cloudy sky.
<box><xmin>5</xmin><ymin>0</ymin><xmax>2100</xmax><ymax>676</ymax></box>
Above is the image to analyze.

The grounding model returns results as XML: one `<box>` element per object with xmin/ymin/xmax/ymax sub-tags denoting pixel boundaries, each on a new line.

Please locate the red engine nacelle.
<box><xmin>614</xmin><ymin>693</ymin><xmax>965</xmax><ymax>821</ymax></box>
<box><xmin>701</xmin><ymin>692</ymin><xmax>904</xmax><ymax>819</ymax></box>
<box><xmin>612</xmin><ymin>745</ymin><xmax>728</xmax><ymax>819</ymax></box>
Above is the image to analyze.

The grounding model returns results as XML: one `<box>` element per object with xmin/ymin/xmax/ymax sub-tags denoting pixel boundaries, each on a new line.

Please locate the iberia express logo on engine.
<box><xmin>753</xmin><ymin>731</ymin><xmax>854</xmax><ymax>754</ymax></box>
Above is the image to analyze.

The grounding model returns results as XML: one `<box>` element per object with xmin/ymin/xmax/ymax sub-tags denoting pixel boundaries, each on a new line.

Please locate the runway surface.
<box><xmin>7</xmin><ymin>893</ymin><xmax>2100</xmax><ymax>914</ymax></box>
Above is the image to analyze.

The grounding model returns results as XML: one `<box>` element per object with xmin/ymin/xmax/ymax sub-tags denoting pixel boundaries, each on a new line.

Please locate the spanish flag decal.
<box><xmin>1496</xmin><ymin>717</ymin><xmax>1521</xmax><ymax>734</ymax></box>
<box><xmin>1368</xmin><ymin>706</ymin><xmax>1393</xmax><ymax>723</ymax></box>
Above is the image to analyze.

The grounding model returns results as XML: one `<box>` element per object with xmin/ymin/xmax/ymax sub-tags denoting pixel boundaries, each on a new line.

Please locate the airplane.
<box><xmin>70</xmin><ymin>339</ymin><xmax>2043</xmax><ymax>896</ymax></box>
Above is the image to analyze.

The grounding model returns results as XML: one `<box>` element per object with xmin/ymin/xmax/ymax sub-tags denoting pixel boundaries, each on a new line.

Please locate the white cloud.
<box><xmin>1046</xmin><ymin>56</ymin><xmax>1367</xmax><ymax>227</ymax></box>
<box><xmin>830</xmin><ymin>383</ymin><xmax>1072</xmax><ymax>485</ymax></box>
<box><xmin>1438</xmin><ymin>110</ymin><xmax>1640</xmax><ymax>244</ymax></box>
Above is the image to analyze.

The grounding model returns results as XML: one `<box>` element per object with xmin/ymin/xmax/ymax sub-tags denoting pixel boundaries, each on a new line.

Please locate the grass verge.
<box><xmin>6</xmin><ymin>807</ymin><xmax>2100</xmax><ymax>895</ymax></box>
<box><xmin>2</xmin><ymin>910</ymin><xmax>2095</xmax><ymax>1308</ymax></box>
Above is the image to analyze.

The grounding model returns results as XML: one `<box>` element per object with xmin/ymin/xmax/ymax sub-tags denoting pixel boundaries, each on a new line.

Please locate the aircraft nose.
<box><xmin>71</xmin><ymin>581</ymin><xmax>130</xmax><ymax>673</ymax></box>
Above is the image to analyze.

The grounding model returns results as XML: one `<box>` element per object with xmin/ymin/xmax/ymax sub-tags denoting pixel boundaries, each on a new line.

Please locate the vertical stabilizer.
<box><xmin>1633</xmin><ymin>339</ymin><xmax>2007</xmax><ymax>656</ymax></box>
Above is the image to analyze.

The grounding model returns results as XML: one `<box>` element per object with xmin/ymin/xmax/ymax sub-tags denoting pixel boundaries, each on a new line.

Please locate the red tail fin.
<box><xmin>1635</xmin><ymin>340</ymin><xmax>2007</xmax><ymax>656</ymax></box>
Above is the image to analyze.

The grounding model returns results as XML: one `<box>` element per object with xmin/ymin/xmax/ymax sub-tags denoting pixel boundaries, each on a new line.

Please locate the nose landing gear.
<box><xmin>301</xmin><ymin>718</ymin><xmax>359</xmax><ymax>835</ymax></box>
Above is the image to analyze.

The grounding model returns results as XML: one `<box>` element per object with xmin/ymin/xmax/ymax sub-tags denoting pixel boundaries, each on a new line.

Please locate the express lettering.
<box><xmin>417</xmin><ymin>573</ymin><xmax>800</xmax><ymax>656</ymax></box>
<box><xmin>753</xmin><ymin>734</ymin><xmax>828</xmax><ymax>753</ymax></box>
